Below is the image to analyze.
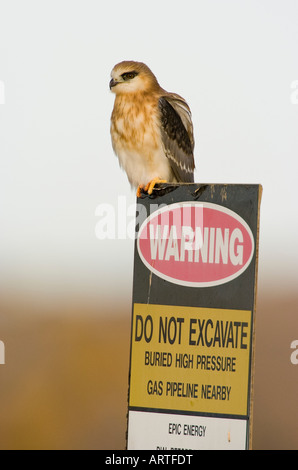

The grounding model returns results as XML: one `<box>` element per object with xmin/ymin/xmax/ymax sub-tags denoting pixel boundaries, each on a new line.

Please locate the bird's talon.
<box><xmin>145</xmin><ymin>178</ymin><xmax>167</xmax><ymax>195</ymax></box>
<box><xmin>136</xmin><ymin>185</ymin><xmax>144</xmax><ymax>198</ymax></box>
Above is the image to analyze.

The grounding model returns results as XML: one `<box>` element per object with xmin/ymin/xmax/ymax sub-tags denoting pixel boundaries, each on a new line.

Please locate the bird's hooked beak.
<box><xmin>109</xmin><ymin>78</ymin><xmax>118</xmax><ymax>90</ymax></box>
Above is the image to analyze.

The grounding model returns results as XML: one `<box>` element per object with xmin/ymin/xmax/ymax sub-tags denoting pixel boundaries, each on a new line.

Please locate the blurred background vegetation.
<box><xmin>0</xmin><ymin>286</ymin><xmax>297</xmax><ymax>450</ymax></box>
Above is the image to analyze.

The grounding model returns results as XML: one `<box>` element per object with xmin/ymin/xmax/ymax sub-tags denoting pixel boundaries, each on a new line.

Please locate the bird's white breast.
<box><xmin>111</xmin><ymin>98</ymin><xmax>172</xmax><ymax>188</ymax></box>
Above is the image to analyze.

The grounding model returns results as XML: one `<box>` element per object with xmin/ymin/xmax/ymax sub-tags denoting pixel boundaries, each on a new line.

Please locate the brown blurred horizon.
<box><xmin>0</xmin><ymin>287</ymin><xmax>297</xmax><ymax>450</ymax></box>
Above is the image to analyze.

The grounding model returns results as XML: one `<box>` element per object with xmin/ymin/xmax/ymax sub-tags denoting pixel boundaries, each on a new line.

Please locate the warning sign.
<box><xmin>129</xmin><ymin>303</ymin><xmax>251</xmax><ymax>416</ymax></box>
<box><xmin>127</xmin><ymin>184</ymin><xmax>262</xmax><ymax>450</ymax></box>
<box><xmin>137</xmin><ymin>202</ymin><xmax>255</xmax><ymax>287</ymax></box>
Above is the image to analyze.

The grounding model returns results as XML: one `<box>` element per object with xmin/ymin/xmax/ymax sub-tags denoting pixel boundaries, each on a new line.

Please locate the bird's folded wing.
<box><xmin>158</xmin><ymin>94</ymin><xmax>195</xmax><ymax>183</ymax></box>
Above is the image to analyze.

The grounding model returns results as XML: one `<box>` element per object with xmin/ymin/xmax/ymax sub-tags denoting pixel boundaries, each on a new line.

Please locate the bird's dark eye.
<box><xmin>121</xmin><ymin>71</ymin><xmax>138</xmax><ymax>81</ymax></box>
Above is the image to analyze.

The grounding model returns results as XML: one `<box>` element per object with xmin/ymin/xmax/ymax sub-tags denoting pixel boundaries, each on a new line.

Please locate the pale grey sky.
<box><xmin>0</xmin><ymin>0</ymin><xmax>297</xmax><ymax>305</ymax></box>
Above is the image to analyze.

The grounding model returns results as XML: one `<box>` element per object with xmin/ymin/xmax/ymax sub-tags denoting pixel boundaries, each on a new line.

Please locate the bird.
<box><xmin>109</xmin><ymin>61</ymin><xmax>195</xmax><ymax>197</ymax></box>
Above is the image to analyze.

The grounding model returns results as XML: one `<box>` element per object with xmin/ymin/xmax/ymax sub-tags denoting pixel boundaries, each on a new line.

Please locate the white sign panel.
<box><xmin>128</xmin><ymin>411</ymin><xmax>247</xmax><ymax>450</ymax></box>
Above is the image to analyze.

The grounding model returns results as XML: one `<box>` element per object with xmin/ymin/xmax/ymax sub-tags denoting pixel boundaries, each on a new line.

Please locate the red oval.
<box><xmin>137</xmin><ymin>202</ymin><xmax>254</xmax><ymax>287</ymax></box>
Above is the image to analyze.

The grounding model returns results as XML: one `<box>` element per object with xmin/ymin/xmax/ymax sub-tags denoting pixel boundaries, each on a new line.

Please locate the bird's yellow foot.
<box><xmin>136</xmin><ymin>184</ymin><xmax>144</xmax><ymax>198</ymax></box>
<box><xmin>144</xmin><ymin>177</ymin><xmax>167</xmax><ymax>195</ymax></box>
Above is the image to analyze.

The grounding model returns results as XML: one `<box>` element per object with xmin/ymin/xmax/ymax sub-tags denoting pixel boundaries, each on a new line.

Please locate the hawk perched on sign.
<box><xmin>110</xmin><ymin>61</ymin><xmax>195</xmax><ymax>196</ymax></box>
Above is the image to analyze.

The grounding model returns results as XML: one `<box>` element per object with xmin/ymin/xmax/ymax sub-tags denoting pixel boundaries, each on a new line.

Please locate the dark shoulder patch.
<box><xmin>159</xmin><ymin>97</ymin><xmax>193</xmax><ymax>155</ymax></box>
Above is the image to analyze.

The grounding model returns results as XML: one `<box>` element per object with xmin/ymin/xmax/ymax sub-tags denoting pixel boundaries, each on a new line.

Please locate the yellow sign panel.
<box><xmin>129</xmin><ymin>303</ymin><xmax>252</xmax><ymax>416</ymax></box>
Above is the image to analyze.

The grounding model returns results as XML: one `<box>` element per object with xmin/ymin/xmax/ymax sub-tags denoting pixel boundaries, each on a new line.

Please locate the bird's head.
<box><xmin>109</xmin><ymin>61</ymin><xmax>160</xmax><ymax>94</ymax></box>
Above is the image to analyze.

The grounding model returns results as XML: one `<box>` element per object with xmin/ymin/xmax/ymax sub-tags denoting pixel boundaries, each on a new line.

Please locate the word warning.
<box><xmin>127</xmin><ymin>184</ymin><xmax>262</xmax><ymax>450</ymax></box>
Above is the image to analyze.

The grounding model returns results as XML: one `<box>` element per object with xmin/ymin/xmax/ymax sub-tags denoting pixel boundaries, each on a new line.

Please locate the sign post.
<box><xmin>127</xmin><ymin>184</ymin><xmax>262</xmax><ymax>450</ymax></box>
